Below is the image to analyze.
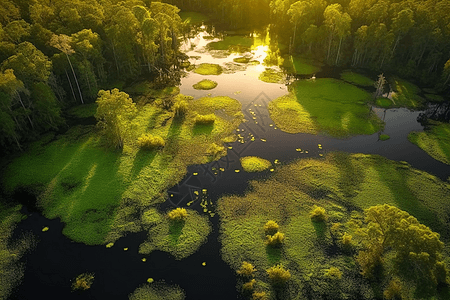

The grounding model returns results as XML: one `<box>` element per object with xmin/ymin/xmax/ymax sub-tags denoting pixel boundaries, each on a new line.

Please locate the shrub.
<box><xmin>194</xmin><ymin>113</ymin><xmax>215</xmax><ymax>125</ymax></box>
<box><xmin>252</xmin><ymin>291</ymin><xmax>268</xmax><ymax>300</ymax></box>
<box><xmin>264</xmin><ymin>220</ymin><xmax>279</xmax><ymax>235</ymax></box>
<box><xmin>137</xmin><ymin>134</ymin><xmax>165</xmax><ymax>150</ymax></box>
<box><xmin>266</xmin><ymin>264</ymin><xmax>291</xmax><ymax>286</ymax></box>
<box><xmin>242</xmin><ymin>279</ymin><xmax>256</xmax><ymax>291</ymax></box>
<box><xmin>383</xmin><ymin>277</ymin><xmax>403</xmax><ymax>300</ymax></box>
<box><xmin>324</xmin><ymin>267</ymin><xmax>342</xmax><ymax>280</ymax></box>
<box><xmin>237</xmin><ymin>261</ymin><xmax>257</xmax><ymax>277</ymax></box>
<box><xmin>266</xmin><ymin>232</ymin><xmax>285</xmax><ymax>247</ymax></box>
<box><xmin>206</xmin><ymin>143</ymin><xmax>226</xmax><ymax>158</ymax></box>
<box><xmin>72</xmin><ymin>273</ymin><xmax>94</xmax><ymax>291</ymax></box>
<box><xmin>309</xmin><ymin>205</ymin><xmax>328</xmax><ymax>222</ymax></box>
<box><xmin>173</xmin><ymin>100</ymin><xmax>188</xmax><ymax>118</ymax></box>
<box><xmin>342</xmin><ymin>232</ymin><xmax>352</xmax><ymax>248</ymax></box>
<box><xmin>167</xmin><ymin>208</ymin><xmax>188</xmax><ymax>222</ymax></box>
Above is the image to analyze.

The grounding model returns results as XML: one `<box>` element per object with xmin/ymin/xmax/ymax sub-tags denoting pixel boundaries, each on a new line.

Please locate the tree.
<box><xmin>391</xmin><ymin>9</ymin><xmax>415</xmax><ymax>56</ymax></box>
<box><xmin>355</xmin><ymin>204</ymin><xmax>448</xmax><ymax>292</ymax></box>
<box><xmin>443</xmin><ymin>59</ymin><xmax>450</xmax><ymax>87</ymax></box>
<box><xmin>95</xmin><ymin>89</ymin><xmax>137</xmax><ymax>149</ymax></box>
<box><xmin>374</xmin><ymin>73</ymin><xmax>386</xmax><ymax>98</ymax></box>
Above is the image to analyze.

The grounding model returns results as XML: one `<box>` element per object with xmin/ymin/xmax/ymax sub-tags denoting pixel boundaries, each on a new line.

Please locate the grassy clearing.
<box><xmin>2</xmin><ymin>94</ymin><xmax>242</xmax><ymax>245</ymax></box>
<box><xmin>218</xmin><ymin>152</ymin><xmax>450</xmax><ymax>299</ymax></box>
<box><xmin>390</xmin><ymin>77</ymin><xmax>426</xmax><ymax>109</ymax></box>
<box><xmin>408</xmin><ymin>121</ymin><xmax>450</xmax><ymax>165</ymax></box>
<box><xmin>240</xmin><ymin>156</ymin><xmax>272</xmax><ymax>172</ymax></box>
<box><xmin>179</xmin><ymin>11</ymin><xmax>209</xmax><ymax>24</ymax></box>
<box><xmin>139</xmin><ymin>209</ymin><xmax>211</xmax><ymax>259</ymax></box>
<box><xmin>129</xmin><ymin>282</ymin><xmax>185</xmax><ymax>300</ymax></box>
<box><xmin>268</xmin><ymin>78</ymin><xmax>384</xmax><ymax>137</ymax></box>
<box><xmin>193</xmin><ymin>79</ymin><xmax>218</xmax><ymax>90</ymax></box>
<box><xmin>206</xmin><ymin>35</ymin><xmax>253</xmax><ymax>53</ymax></box>
<box><xmin>375</xmin><ymin>97</ymin><xmax>393</xmax><ymax>108</ymax></box>
<box><xmin>67</xmin><ymin>103</ymin><xmax>97</xmax><ymax>118</ymax></box>
<box><xmin>284</xmin><ymin>56</ymin><xmax>322</xmax><ymax>75</ymax></box>
<box><xmin>258</xmin><ymin>68</ymin><xmax>284</xmax><ymax>84</ymax></box>
<box><xmin>194</xmin><ymin>63</ymin><xmax>223</xmax><ymax>75</ymax></box>
<box><xmin>340</xmin><ymin>71</ymin><xmax>374</xmax><ymax>86</ymax></box>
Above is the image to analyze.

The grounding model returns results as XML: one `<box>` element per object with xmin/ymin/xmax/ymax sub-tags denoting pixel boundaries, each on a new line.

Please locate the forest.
<box><xmin>1</xmin><ymin>0</ymin><xmax>450</xmax><ymax>299</ymax></box>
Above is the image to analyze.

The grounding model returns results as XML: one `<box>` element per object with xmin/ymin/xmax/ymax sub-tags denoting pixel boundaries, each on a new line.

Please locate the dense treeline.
<box><xmin>0</xmin><ymin>0</ymin><xmax>186</xmax><ymax>151</ymax></box>
<box><xmin>170</xmin><ymin>0</ymin><xmax>450</xmax><ymax>89</ymax></box>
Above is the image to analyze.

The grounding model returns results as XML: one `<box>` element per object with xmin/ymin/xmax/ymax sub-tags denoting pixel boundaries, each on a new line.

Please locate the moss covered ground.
<box><xmin>340</xmin><ymin>70</ymin><xmax>374</xmax><ymax>86</ymax></box>
<box><xmin>375</xmin><ymin>97</ymin><xmax>393</xmax><ymax>108</ymax></box>
<box><xmin>240</xmin><ymin>156</ymin><xmax>272</xmax><ymax>172</ymax></box>
<box><xmin>390</xmin><ymin>77</ymin><xmax>426</xmax><ymax>109</ymax></box>
<box><xmin>258</xmin><ymin>68</ymin><xmax>284</xmax><ymax>84</ymax></box>
<box><xmin>285</xmin><ymin>56</ymin><xmax>322</xmax><ymax>75</ymax></box>
<box><xmin>194</xmin><ymin>63</ymin><xmax>223</xmax><ymax>75</ymax></box>
<box><xmin>2</xmin><ymin>94</ymin><xmax>242</xmax><ymax>246</ymax></box>
<box><xmin>218</xmin><ymin>152</ymin><xmax>450</xmax><ymax>299</ymax></box>
<box><xmin>193</xmin><ymin>79</ymin><xmax>218</xmax><ymax>90</ymax></box>
<box><xmin>268</xmin><ymin>78</ymin><xmax>384</xmax><ymax>137</ymax></box>
<box><xmin>408</xmin><ymin>121</ymin><xmax>450</xmax><ymax>165</ymax></box>
<box><xmin>129</xmin><ymin>282</ymin><xmax>185</xmax><ymax>300</ymax></box>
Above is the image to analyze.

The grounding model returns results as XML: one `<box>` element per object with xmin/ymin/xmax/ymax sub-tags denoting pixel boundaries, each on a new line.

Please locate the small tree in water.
<box><xmin>374</xmin><ymin>73</ymin><xmax>386</xmax><ymax>98</ymax></box>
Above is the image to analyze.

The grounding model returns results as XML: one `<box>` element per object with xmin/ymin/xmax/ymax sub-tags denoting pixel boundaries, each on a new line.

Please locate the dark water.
<box><xmin>9</xmin><ymin>25</ymin><xmax>450</xmax><ymax>300</ymax></box>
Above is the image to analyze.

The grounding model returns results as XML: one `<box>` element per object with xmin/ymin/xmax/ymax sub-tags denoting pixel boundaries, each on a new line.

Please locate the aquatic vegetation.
<box><xmin>128</xmin><ymin>282</ymin><xmax>185</xmax><ymax>300</ymax></box>
<box><xmin>309</xmin><ymin>205</ymin><xmax>328</xmax><ymax>222</ymax></box>
<box><xmin>71</xmin><ymin>273</ymin><xmax>94</xmax><ymax>291</ymax></box>
<box><xmin>192</xmin><ymin>79</ymin><xmax>218</xmax><ymax>90</ymax></box>
<box><xmin>258</xmin><ymin>68</ymin><xmax>284</xmax><ymax>84</ymax></box>
<box><xmin>269</xmin><ymin>79</ymin><xmax>384</xmax><ymax>137</ymax></box>
<box><xmin>375</xmin><ymin>97</ymin><xmax>393</xmax><ymax>108</ymax></box>
<box><xmin>340</xmin><ymin>70</ymin><xmax>374</xmax><ymax>86</ymax></box>
<box><xmin>379</xmin><ymin>134</ymin><xmax>390</xmax><ymax>141</ymax></box>
<box><xmin>193</xmin><ymin>63</ymin><xmax>223</xmax><ymax>75</ymax></box>
<box><xmin>137</xmin><ymin>134</ymin><xmax>165</xmax><ymax>150</ymax></box>
<box><xmin>390</xmin><ymin>77</ymin><xmax>425</xmax><ymax>109</ymax></box>
<box><xmin>218</xmin><ymin>152</ymin><xmax>450</xmax><ymax>299</ymax></box>
<box><xmin>240</xmin><ymin>156</ymin><xmax>272</xmax><ymax>172</ymax></box>
<box><xmin>408</xmin><ymin>121</ymin><xmax>450</xmax><ymax>165</ymax></box>
<box><xmin>167</xmin><ymin>208</ymin><xmax>188</xmax><ymax>222</ymax></box>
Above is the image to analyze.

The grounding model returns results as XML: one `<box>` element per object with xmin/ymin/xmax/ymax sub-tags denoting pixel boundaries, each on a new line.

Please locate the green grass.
<box><xmin>408</xmin><ymin>121</ymin><xmax>450</xmax><ymax>165</ymax></box>
<box><xmin>240</xmin><ymin>156</ymin><xmax>272</xmax><ymax>172</ymax></box>
<box><xmin>193</xmin><ymin>79</ymin><xmax>218</xmax><ymax>90</ymax></box>
<box><xmin>258</xmin><ymin>68</ymin><xmax>284</xmax><ymax>84</ymax></box>
<box><xmin>207</xmin><ymin>36</ymin><xmax>253</xmax><ymax>53</ymax></box>
<box><xmin>139</xmin><ymin>209</ymin><xmax>211</xmax><ymax>259</ymax></box>
<box><xmin>2</xmin><ymin>95</ymin><xmax>243</xmax><ymax>245</ymax></box>
<box><xmin>375</xmin><ymin>97</ymin><xmax>393</xmax><ymax>108</ymax></box>
<box><xmin>379</xmin><ymin>134</ymin><xmax>390</xmax><ymax>141</ymax></box>
<box><xmin>67</xmin><ymin>103</ymin><xmax>97</xmax><ymax>118</ymax></box>
<box><xmin>285</xmin><ymin>56</ymin><xmax>322</xmax><ymax>75</ymax></box>
<box><xmin>179</xmin><ymin>11</ymin><xmax>209</xmax><ymax>24</ymax></box>
<box><xmin>193</xmin><ymin>63</ymin><xmax>223</xmax><ymax>75</ymax></box>
<box><xmin>425</xmin><ymin>93</ymin><xmax>445</xmax><ymax>103</ymax></box>
<box><xmin>390</xmin><ymin>77</ymin><xmax>425</xmax><ymax>109</ymax></box>
<box><xmin>340</xmin><ymin>71</ymin><xmax>374</xmax><ymax>86</ymax></box>
<box><xmin>218</xmin><ymin>152</ymin><xmax>450</xmax><ymax>299</ymax></box>
<box><xmin>129</xmin><ymin>282</ymin><xmax>185</xmax><ymax>300</ymax></box>
<box><xmin>268</xmin><ymin>78</ymin><xmax>384</xmax><ymax>137</ymax></box>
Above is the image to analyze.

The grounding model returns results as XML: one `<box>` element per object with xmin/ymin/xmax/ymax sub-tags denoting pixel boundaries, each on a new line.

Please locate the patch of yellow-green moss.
<box><xmin>193</xmin><ymin>79</ymin><xmax>218</xmax><ymax>90</ymax></box>
<box><xmin>408</xmin><ymin>121</ymin><xmax>450</xmax><ymax>165</ymax></box>
<box><xmin>258</xmin><ymin>69</ymin><xmax>284</xmax><ymax>84</ymax></box>
<box><xmin>390</xmin><ymin>77</ymin><xmax>425</xmax><ymax>109</ymax></box>
<box><xmin>129</xmin><ymin>282</ymin><xmax>185</xmax><ymax>300</ymax></box>
<box><xmin>240</xmin><ymin>156</ymin><xmax>272</xmax><ymax>172</ymax></box>
<box><xmin>194</xmin><ymin>63</ymin><xmax>223</xmax><ymax>75</ymax></box>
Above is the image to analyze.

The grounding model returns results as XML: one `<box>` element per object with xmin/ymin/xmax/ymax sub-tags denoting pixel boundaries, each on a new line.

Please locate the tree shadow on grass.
<box><xmin>312</xmin><ymin>221</ymin><xmax>327</xmax><ymax>240</ymax></box>
<box><xmin>131</xmin><ymin>148</ymin><xmax>157</xmax><ymax>179</ymax></box>
<box><xmin>193</xmin><ymin>124</ymin><xmax>213</xmax><ymax>136</ymax></box>
<box><xmin>333</xmin><ymin>152</ymin><xmax>365</xmax><ymax>199</ymax></box>
<box><xmin>165</xmin><ymin>117</ymin><xmax>183</xmax><ymax>154</ymax></box>
<box><xmin>266</xmin><ymin>245</ymin><xmax>282</xmax><ymax>265</ymax></box>
<box><xmin>169</xmin><ymin>220</ymin><xmax>185</xmax><ymax>246</ymax></box>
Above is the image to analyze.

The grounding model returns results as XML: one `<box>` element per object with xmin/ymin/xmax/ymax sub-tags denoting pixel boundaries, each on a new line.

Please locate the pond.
<box><xmin>9</xmin><ymin>21</ymin><xmax>450</xmax><ymax>300</ymax></box>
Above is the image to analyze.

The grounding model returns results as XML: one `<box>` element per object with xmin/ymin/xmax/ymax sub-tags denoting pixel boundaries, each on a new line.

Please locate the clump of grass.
<box><xmin>194</xmin><ymin>63</ymin><xmax>223</xmax><ymax>75</ymax></box>
<box><xmin>237</xmin><ymin>261</ymin><xmax>257</xmax><ymax>277</ymax></box>
<box><xmin>193</xmin><ymin>79</ymin><xmax>218</xmax><ymax>90</ymax></box>
<box><xmin>167</xmin><ymin>208</ymin><xmax>188</xmax><ymax>222</ymax></box>
<box><xmin>264</xmin><ymin>220</ymin><xmax>279</xmax><ymax>235</ymax></box>
<box><xmin>242</xmin><ymin>279</ymin><xmax>256</xmax><ymax>291</ymax></box>
<box><xmin>258</xmin><ymin>68</ymin><xmax>284</xmax><ymax>84</ymax></box>
<box><xmin>194</xmin><ymin>114</ymin><xmax>216</xmax><ymax>125</ymax></box>
<box><xmin>266</xmin><ymin>264</ymin><xmax>291</xmax><ymax>286</ymax></box>
<box><xmin>341</xmin><ymin>70</ymin><xmax>374</xmax><ymax>86</ymax></box>
<box><xmin>129</xmin><ymin>282</ymin><xmax>185</xmax><ymax>300</ymax></box>
<box><xmin>341</xmin><ymin>232</ymin><xmax>353</xmax><ymax>251</ymax></box>
<box><xmin>137</xmin><ymin>134</ymin><xmax>165</xmax><ymax>150</ymax></box>
<box><xmin>240</xmin><ymin>156</ymin><xmax>272</xmax><ymax>172</ymax></box>
<box><xmin>408</xmin><ymin>121</ymin><xmax>450</xmax><ymax>165</ymax></box>
<box><xmin>265</xmin><ymin>232</ymin><xmax>285</xmax><ymax>247</ymax></box>
<box><xmin>310</xmin><ymin>205</ymin><xmax>328</xmax><ymax>222</ymax></box>
<box><xmin>379</xmin><ymin>134</ymin><xmax>390</xmax><ymax>141</ymax></box>
<box><xmin>173</xmin><ymin>100</ymin><xmax>188</xmax><ymax>118</ymax></box>
<box><xmin>375</xmin><ymin>97</ymin><xmax>393</xmax><ymax>108</ymax></box>
<box><xmin>72</xmin><ymin>273</ymin><xmax>94</xmax><ymax>291</ymax></box>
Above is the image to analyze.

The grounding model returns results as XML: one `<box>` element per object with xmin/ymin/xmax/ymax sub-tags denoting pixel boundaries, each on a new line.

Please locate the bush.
<box><xmin>173</xmin><ymin>100</ymin><xmax>188</xmax><ymax>118</ymax></box>
<box><xmin>167</xmin><ymin>208</ymin><xmax>188</xmax><ymax>222</ymax></box>
<box><xmin>194</xmin><ymin>114</ymin><xmax>215</xmax><ymax>125</ymax></box>
<box><xmin>137</xmin><ymin>134</ymin><xmax>165</xmax><ymax>150</ymax></box>
<box><xmin>383</xmin><ymin>277</ymin><xmax>403</xmax><ymax>300</ymax></box>
<box><xmin>266</xmin><ymin>232</ymin><xmax>285</xmax><ymax>247</ymax></box>
<box><xmin>324</xmin><ymin>267</ymin><xmax>342</xmax><ymax>280</ymax></box>
<box><xmin>309</xmin><ymin>205</ymin><xmax>328</xmax><ymax>222</ymax></box>
<box><xmin>206</xmin><ymin>143</ymin><xmax>226</xmax><ymax>158</ymax></box>
<box><xmin>72</xmin><ymin>273</ymin><xmax>94</xmax><ymax>291</ymax></box>
<box><xmin>242</xmin><ymin>279</ymin><xmax>256</xmax><ymax>291</ymax></box>
<box><xmin>264</xmin><ymin>220</ymin><xmax>279</xmax><ymax>235</ymax></box>
<box><xmin>266</xmin><ymin>264</ymin><xmax>291</xmax><ymax>286</ymax></box>
<box><xmin>342</xmin><ymin>232</ymin><xmax>352</xmax><ymax>247</ymax></box>
<box><xmin>252</xmin><ymin>291</ymin><xmax>268</xmax><ymax>300</ymax></box>
<box><xmin>237</xmin><ymin>261</ymin><xmax>257</xmax><ymax>277</ymax></box>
